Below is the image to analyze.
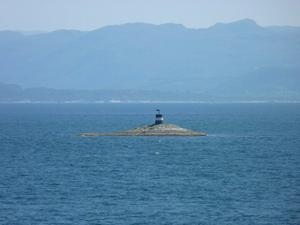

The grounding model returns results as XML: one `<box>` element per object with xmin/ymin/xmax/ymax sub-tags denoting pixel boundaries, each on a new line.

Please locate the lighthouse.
<box><xmin>155</xmin><ymin>109</ymin><xmax>164</xmax><ymax>125</ymax></box>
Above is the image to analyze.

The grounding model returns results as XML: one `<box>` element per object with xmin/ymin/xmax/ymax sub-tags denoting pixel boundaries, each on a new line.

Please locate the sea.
<box><xmin>0</xmin><ymin>103</ymin><xmax>299</xmax><ymax>225</ymax></box>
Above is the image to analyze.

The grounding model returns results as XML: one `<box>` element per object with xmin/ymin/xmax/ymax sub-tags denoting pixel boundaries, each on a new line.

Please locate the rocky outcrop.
<box><xmin>80</xmin><ymin>123</ymin><xmax>207</xmax><ymax>136</ymax></box>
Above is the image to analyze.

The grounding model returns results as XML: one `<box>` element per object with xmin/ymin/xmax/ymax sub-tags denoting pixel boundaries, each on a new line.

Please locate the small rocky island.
<box><xmin>80</xmin><ymin>109</ymin><xmax>207</xmax><ymax>137</ymax></box>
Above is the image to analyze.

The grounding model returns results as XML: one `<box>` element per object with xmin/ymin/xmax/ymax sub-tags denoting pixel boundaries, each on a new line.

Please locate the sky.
<box><xmin>0</xmin><ymin>0</ymin><xmax>300</xmax><ymax>31</ymax></box>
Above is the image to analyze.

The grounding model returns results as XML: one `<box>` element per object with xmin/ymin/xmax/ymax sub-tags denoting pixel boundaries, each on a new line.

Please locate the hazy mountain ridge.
<box><xmin>0</xmin><ymin>82</ymin><xmax>214</xmax><ymax>102</ymax></box>
<box><xmin>1</xmin><ymin>82</ymin><xmax>299</xmax><ymax>102</ymax></box>
<box><xmin>0</xmin><ymin>19</ymin><xmax>299</xmax><ymax>101</ymax></box>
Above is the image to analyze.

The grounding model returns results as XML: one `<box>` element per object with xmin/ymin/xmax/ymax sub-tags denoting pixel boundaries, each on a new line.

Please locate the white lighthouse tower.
<box><xmin>155</xmin><ymin>109</ymin><xmax>164</xmax><ymax>125</ymax></box>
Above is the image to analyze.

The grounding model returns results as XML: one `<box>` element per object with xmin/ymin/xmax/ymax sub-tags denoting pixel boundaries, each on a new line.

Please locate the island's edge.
<box><xmin>80</xmin><ymin>132</ymin><xmax>207</xmax><ymax>137</ymax></box>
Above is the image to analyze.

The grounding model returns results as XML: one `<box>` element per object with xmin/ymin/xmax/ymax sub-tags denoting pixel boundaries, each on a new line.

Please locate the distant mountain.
<box><xmin>0</xmin><ymin>82</ymin><xmax>298</xmax><ymax>102</ymax></box>
<box><xmin>0</xmin><ymin>82</ymin><xmax>214</xmax><ymax>102</ymax></box>
<box><xmin>0</xmin><ymin>19</ymin><xmax>299</xmax><ymax>101</ymax></box>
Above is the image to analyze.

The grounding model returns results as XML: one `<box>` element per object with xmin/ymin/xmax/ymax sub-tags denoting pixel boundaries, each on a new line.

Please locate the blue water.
<box><xmin>0</xmin><ymin>103</ymin><xmax>299</xmax><ymax>225</ymax></box>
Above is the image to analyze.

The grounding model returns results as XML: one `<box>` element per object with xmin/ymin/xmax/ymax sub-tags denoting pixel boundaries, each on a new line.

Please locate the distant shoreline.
<box><xmin>1</xmin><ymin>100</ymin><xmax>300</xmax><ymax>104</ymax></box>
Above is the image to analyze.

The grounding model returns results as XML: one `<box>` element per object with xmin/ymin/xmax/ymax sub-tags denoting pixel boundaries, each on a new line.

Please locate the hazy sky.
<box><xmin>0</xmin><ymin>0</ymin><xmax>300</xmax><ymax>31</ymax></box>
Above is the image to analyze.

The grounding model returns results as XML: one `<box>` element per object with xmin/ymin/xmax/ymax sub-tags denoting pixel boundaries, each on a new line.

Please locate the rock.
<box><xmin>80</xmin><ymin>123</ymin><xmax>207</xmax><ymax>136</ymax></box>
